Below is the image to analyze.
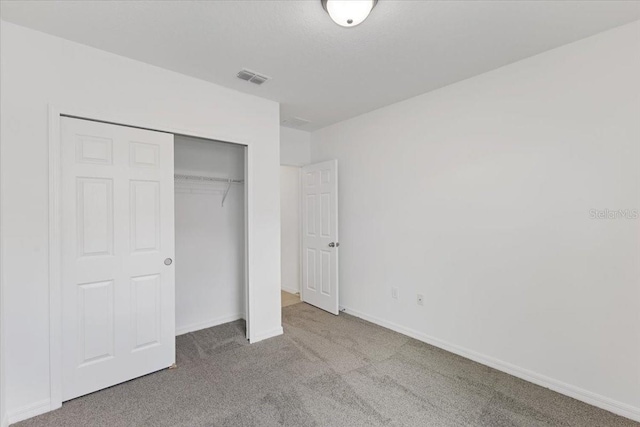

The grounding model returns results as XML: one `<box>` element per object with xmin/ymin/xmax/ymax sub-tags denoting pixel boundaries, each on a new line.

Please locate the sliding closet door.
<box><xmin>60</xmin><ymin>117</ymin><xmax>175</xmax><ymax>401</ymax></box>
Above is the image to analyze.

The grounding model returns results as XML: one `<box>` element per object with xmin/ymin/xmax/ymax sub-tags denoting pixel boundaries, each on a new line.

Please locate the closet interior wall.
<box><xmin>174</xmin><ymin>135</ymin><xmax>245</xmax><ymax>335</ymax></box>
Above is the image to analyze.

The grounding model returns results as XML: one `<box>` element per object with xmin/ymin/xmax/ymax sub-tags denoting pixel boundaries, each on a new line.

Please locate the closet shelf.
<box><xmin>174</xmin><ymin>174</ymin><xmax>243</xmax><ymax>207</ymax></box>
<box><xmin>174</xmin><ymin>174</ymin><xmax>244</xmax><ymax>184</ymax></box>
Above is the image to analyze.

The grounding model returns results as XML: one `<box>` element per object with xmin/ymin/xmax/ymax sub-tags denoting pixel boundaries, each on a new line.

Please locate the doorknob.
<box><xmin>328</xmin><ymin>242</ymin><xmax>339</xmax><ymax>248</ymax></box>
<box><xmin>164</xmin><ymin>258</ymin><xmax>173</xmax><ymax>266</ymax></box>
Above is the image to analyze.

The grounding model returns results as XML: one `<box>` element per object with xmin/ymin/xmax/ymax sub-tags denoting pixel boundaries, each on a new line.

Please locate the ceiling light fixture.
<box><xmin>321</xmin><ymin>0</ymin><xmax>378</xmax><ymax>28</ymax></box>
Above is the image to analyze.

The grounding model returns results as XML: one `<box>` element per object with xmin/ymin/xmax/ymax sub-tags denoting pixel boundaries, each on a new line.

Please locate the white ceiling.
<box><xmin>1</xmin><ymin>1</ymin><xmax>639</xmax><ymax>131</ymax></box>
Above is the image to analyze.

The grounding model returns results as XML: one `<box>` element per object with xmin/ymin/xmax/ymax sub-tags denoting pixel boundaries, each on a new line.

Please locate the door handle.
<box><xmin>164</xmin><ymin>258</ymin><xmax>173</xmax><ymax>266</ymax></box>
<box><xmin>328</xmin><ymin>242</ymin><xmax>340</xmax><ymax>248</ymax></box>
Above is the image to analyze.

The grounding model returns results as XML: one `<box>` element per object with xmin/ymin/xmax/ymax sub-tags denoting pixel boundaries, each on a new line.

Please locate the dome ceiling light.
<box><xmin>321</xmin><ymin>0</ymin><xmax>378</xmax><ymax>28</ymax></box>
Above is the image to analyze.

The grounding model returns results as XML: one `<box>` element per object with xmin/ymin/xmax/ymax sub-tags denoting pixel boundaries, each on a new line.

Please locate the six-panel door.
<box><xmin>301</xmin><ymin>160</ymin><xmax>339</xmax><ymax>315</ymax></box>
<box><xmin>61</xmin><ymin>117</ymin><xmax>175</xmax><ymax>401</ymax></box>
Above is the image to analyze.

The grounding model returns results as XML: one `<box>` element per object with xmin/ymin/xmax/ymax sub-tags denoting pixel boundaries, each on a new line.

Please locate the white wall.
<box><xmin>280</xmin><ymin>166</ymin><xmax>301</xmax><ymax>294</ymax></box>
<box><xmin>0</xmin><ymin>127</ymin><xmax>5</xmax><ymax>426</ymax></box>
<box><xmin>311</xmin><ymin>21</ymin><xmax>640</xmax><ymax>421</ymax></box>
<box><xmin>0</xmin><ymin>327</ymin><xmax>4</xmax><ymax>427</ymax></box>
<box><xmin>174</xmin><ymin>136</ymin><xmax>245</xmax><ymax>334</ymax></box>
<box><xmin>1</xmin><ymin>202</ymin><xmax>5</xmax><ymax>427</ymax></box>
<box><xmin>0</xmin><ymin>21</ymin><xmax>282</xmax><ymax>422</ymax></box>
<box><xmin>280</xmin><ymin>126</ymin><xmax>310</xmax><ymax>166</ymax></box>
<box><xmin>0</xmin><ymin>304</ymin><xmax>4</xmax><ymax>427</ymax></box>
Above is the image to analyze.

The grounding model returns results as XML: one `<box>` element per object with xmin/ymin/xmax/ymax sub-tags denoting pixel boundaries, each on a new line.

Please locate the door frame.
<box><xmin>298</xmin><ymin>167</ymin><xmax>305</xmax><ymax>303</ymax></box>
<box><xmin>47</xmin><ymin>104</ymin><xmax>255</xmax><ymax>410</ymax></box>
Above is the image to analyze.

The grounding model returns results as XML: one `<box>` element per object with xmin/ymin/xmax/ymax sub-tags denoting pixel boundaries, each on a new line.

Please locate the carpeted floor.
<box><xmin>15</xmin><ymin>303</ymin><xmax>638</xmax><ymax>427</ymax></box>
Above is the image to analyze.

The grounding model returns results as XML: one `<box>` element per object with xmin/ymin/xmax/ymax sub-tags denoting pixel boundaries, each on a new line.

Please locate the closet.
<box><xmin>174</xmin><ymin>135</ymin><xmax>246</xmax><ymax>335</ymax></box>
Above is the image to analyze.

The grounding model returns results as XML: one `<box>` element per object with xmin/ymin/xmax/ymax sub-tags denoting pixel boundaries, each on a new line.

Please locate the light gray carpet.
<box><xmin>15</xmin><ymin>303</ymin><xmax>638</xmax><ymax>427</ymax></box>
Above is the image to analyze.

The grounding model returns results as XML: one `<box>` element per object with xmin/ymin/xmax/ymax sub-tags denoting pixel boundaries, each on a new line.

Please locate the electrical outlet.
<box><xmin>417</xmin><ymin>294</ymin><xmax>424</xmax><ymax>306</ymax></box>
<box><xmin>391</xmin><ymin>287</ymin><xmax>399</xmax><ymax>299</ymax></box>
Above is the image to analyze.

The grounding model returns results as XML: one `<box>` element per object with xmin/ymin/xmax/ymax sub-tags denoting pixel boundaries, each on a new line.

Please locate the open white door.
<box><xmin>301</xmin><ymin>160</ymin><xmax>339</xmax><ymax>315</ymax></box>
<box><xmin>61</xmin><ymin>117</ymin><xmax>175</xmax><ymax>401</ymax></box>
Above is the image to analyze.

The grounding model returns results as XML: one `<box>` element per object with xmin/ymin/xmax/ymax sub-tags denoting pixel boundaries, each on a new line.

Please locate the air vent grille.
<box><xmin>236</xmin><ymin>69</ymin><xmax>270</xmax><ymax>85</ymax></box>
<box><xmin>237</xmin><ymin>70</ymin><xmax>253</xmax><ymax>81</ymax></box>
<box><xmin>249</xmin><ymin>74</ymin><xmax>268</xmax><ymax>85</ymax></box>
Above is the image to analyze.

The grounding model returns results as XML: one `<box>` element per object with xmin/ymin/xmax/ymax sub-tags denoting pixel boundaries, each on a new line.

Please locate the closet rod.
<box><xmin>174</xmin><ymin>173</ymin><xmax>244</xmax><ymax>184</ymax></box>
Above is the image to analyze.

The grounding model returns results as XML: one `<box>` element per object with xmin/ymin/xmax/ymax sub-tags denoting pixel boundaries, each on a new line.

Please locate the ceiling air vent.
<box><xmin>281</xmin><ymin>117</ymin><xmax>311</xmax><ymax>129</ymax></box>
<box><xmin>236</xmin><ymin>69</ymin><xmax>270</xmax><ymax>85</ymax></box>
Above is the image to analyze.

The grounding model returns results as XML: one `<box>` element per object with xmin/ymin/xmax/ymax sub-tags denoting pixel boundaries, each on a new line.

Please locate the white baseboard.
<box><xmin>340</xmin><ymin>306</ymin><xmax>640</xmax><ymax>423</ymax></box>
<box><xmin>175</xmin><ymin>313</ymin><xmax>244</xmax><ymax>336</ymax></box>
<box><xmin>7</xmin><ymin>399</ymin><xmax>52</xmax><ymax>425</ymax></box>
<box><xmin>281</xmin><ymin>285</ymin><xmax>299</xmax><ymax>295</ymax></box>
<box><xmin>250</xmin><ymin>326</ymin><xmax>283</xmax><ymax>343</ymax></box>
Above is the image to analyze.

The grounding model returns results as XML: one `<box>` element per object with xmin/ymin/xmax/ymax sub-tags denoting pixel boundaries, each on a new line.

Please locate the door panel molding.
<box><xmin>60</xmin><ymin>117</ymin><xmax>174</xmax><ymax>401</ymax></box>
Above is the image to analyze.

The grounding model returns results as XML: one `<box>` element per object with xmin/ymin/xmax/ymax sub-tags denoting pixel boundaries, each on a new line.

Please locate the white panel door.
<box><xmin>301</xmin><ymin>160</ymin><xmax>339</xmax><ymax>315</ymax></box>
<box><xmin>61</xmin><ymin>117</ymin><xmax>175</xmax><ymax>401</ymax></box>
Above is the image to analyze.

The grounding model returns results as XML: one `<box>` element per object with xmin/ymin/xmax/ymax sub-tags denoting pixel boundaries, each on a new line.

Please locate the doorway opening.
<box><xmin>279</xmin><ymin>160</ymin><xmax>339</xmax><ymax>315</ymax></box>
<box><xmin>280</xmin><ymin>165</ymin><xmax>303</xmax><ymax>310</ymax></box>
